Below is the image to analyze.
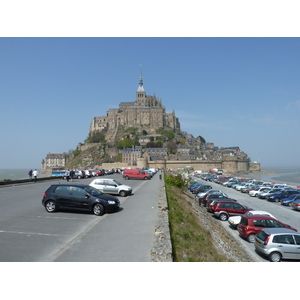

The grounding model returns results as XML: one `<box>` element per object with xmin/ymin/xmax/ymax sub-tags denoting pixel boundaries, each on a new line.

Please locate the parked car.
<box><xmin>89</xmin><ymin>178</ymin><xmax>132</xmax><ymax>197</ymax></box>
<box><xmin>240</xmin><ymin>184</ymin><xmax>256</xmax><ymax>193</ymax></box>
<box><xmin>291</xmin><ymin>199</ymin><xmax>300</xmax><ymax>211</ymax></box>
<box><xmin>281</xmin><ymin>194</ymin><xmax>300</xmax><ymax>206</ymax></box>
<box><xmin>266</xmin><ymin>189</ymin><xmax>300</xmax><ymax>202</ymax></box>
<box><xmin>206</xmin><ymin>197</ymin><xmax>237</xmax><ymax>213</ymax></box>
<box><xmin>123</xmin><ymin>169</ymin><xmax>151</xmax><ymax>180</ymax></box>
<box><xmin>255</xmin><ymin>228</ymin><xmax>300</xmax><ymax>262</ymax></box>
<box><xmin>249</xmin><ymin>187</ymin><xmax>270</xmax><ymax>197</ymax></box>
<box><xmin>228</xmin><ymin>210</ymin><xmax>276</xmax><ymax>229</ymax></box>
<box><xmin>193</xmin><ymin>185</ymin><xmax>212</xmax><ymax>194</ymax></box>
<box><xmin>257</xmin><ymin>188</ymin><xmax>284</xmax><ymax>199</ymax></box>
<box><xmin>198</xmin><ymin>189</ymin><xmax>227</xmax><ymax>206</ymax></box>
<box><xmin>63</xmin><ymin>170</ymin><xmax>84</xmax><ymax>180</ymax></box>
<box><xmin>213</xmin><ymin>201</ymin><xmax>253</xmax><ymax>221</ymax></box>
<box><xmin>237</xmin><ymin>215</ymin><xmax>297</xmax><ymax>243</ymax></box>
<box><xmin>42</xmin><ymin>183</ymin><xmax>120</xmax><ymax>216</ymax></box>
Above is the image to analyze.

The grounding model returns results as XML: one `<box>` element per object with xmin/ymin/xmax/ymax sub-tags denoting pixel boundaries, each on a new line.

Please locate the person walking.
<box><xmin>32</xmin><ymin>169</ymin><xmax>38</xmax><ymax>182</ymax></box>
<box><xmin>65</xmin><ymin>169</ymin><xmax>70</xmax><ymax>182</ymax></box>
<box><xmin>28</xmin><ymin>170</ymin><xmax>33</xmax><ymax>181</ymax></box>
<box><xmin>70</xmin><ymin>169</ymin><xmax>75</xmax><ymax>182</ymax></box>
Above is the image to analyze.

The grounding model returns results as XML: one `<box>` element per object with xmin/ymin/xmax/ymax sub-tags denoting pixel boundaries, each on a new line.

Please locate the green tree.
<box><xmin>166</xmin><ymin>130</ymin><xmax>175</xmax><ymax>140</ymax></box>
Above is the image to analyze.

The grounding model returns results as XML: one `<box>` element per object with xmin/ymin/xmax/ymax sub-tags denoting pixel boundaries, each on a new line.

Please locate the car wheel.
<box><xmin>247</xmin><ymin>234</ymin><xmax>256</xmax><ymax>243</ymax></box>
<box><xmin>274</xmin><ymin>198</ymin><xmax>280</xmax><ymax>203</ymax></box>
<box><xmin>125</xmin><ymin>176</ymin><xmax>129</xmax><ymax>180</ymax></box>
<box><xmin>119</xmin><ymin>190</ymin><xmax>127</xmax><ymax>197</ymax></box>
<box><xmin>269</xmin><ymin>251</ymin><xmax>281</xmax><ymax>262</ymax></box>
<box><xmin>93</xmin><ymin>203</ymin><xmax>104</xmax><ymax>216</ymax></box>
<box><xmin>45</xmin><ymin>200</ymin><xmax>57</xmax><ymax>213</ymax></box>
<box><xmin>219</xmin><ymin>213</ymin><xmax>228</xmax><ymax>221</ymax></box>
<box><xmin>289</xmin><ymin>202</ymin><xmax>293</xmax><ymax>207</ymax></box>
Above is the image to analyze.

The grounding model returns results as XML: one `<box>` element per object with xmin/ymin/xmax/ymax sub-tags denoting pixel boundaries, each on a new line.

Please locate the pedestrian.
<box><xmin>65</xmin><ymin>169</ymin><xmax>70</xmax><ymax>182</ymax></box>
<box><xmin>70</xmin><ymin>169</ymin><xmax>75</xmax><ymax>182</ymax></box>
<box><xmin>32</xmin><ymin>169</ymin><xmax>38</xmax><ymax>182</ymax></box>
<box><xmin>28</xmin><ymin>169</ymin><xmax>33</xmax><ymax>181</ymax></box>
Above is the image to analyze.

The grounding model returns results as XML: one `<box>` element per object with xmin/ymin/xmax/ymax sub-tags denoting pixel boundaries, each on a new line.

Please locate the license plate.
<box><xmin>255</xmin><ymin>240</ymin><xmax>261</xmax><ymax>245</ymax></box>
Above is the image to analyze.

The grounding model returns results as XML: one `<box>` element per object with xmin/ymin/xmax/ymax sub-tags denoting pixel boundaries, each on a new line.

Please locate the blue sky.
<box><xmin>1</xmin><ymin>37</ymin><xmax>300</xmax><ymax>169</ymax></box>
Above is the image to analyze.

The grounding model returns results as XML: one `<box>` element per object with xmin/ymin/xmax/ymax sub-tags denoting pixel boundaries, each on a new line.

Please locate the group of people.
<box><xmin>28</xmin><ymin>169</ymin><xmax>39</xmax><ymax>182</ymax></box>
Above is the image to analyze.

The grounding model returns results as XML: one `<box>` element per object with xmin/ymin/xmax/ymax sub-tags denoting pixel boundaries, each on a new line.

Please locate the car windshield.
<box><xmin>84</xmin><ymin>186</ymin><xmax>103</xmax><ymax>196</ymax></box>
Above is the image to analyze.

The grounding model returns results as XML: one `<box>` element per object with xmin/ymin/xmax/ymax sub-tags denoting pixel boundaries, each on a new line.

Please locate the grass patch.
<box><xmin>165</xmin><ymin>173</ymin><xmax>231</xmax><ymax>262</ymax></box>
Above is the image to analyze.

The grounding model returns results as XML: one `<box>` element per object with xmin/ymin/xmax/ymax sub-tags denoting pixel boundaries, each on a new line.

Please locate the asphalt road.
<box><xmin>0</xmin><ymin>174</ymin><xmax>160</xmax><ymax>262</ymax></box>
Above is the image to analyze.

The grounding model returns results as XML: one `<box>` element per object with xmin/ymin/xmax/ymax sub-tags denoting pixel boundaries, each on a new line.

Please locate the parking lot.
<box><xmin>190</xmin><ymin>174</ymin><xmax>300</xmax><ymax>262</ymax></box>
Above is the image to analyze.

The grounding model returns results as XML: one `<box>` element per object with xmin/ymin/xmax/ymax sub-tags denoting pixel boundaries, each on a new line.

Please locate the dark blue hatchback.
<box><xmin>42</xmin><ymin>183</ymin><xmax>120</xmax><ymax>216</ymax></box>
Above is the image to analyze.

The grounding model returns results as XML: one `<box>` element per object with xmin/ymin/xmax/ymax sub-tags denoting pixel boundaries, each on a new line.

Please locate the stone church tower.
<box><xmin>89</xmin><ymin>72</ymin><xmax>180</xmax><ymax>142</ymax></box>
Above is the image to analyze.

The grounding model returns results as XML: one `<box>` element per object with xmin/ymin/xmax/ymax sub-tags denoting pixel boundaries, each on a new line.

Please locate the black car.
<box><xmin>42</xmin><ymin>183</ymin><xmax>120</xmax><ymax>216</ymax></box>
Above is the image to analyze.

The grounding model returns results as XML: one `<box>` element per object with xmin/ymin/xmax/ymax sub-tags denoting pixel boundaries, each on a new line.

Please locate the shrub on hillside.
<box><xmin>165</xmin><ymin>173</ymin><xmax>186</xmax><ymax>189</ymax></box>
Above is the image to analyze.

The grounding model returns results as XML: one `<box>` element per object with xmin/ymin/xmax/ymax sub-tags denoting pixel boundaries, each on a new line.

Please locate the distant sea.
<box><xmin>0</xmin><ymin>168</ymin><xmax>42</xmax><ymax>181</ymax></box>
<box><xmin>236</xmin><ymin>166</ymin><xmax>300</xmax><ymax>187</ymax></box>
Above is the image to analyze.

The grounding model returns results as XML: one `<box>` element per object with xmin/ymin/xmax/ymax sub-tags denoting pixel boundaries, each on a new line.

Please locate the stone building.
<box><xmin>122</xmin><ymin>146</ymin><xmax>143</xmax><ymax>166</ymax></box>
<box><xmin>89</xmin><ymin>73</ymin><xmax>181</xmax><ymax>142</ymax></box>
<box><xmin>41</xmin><ymin>153</ymin><xmax>66</xmax><ymax>174</ymax></box>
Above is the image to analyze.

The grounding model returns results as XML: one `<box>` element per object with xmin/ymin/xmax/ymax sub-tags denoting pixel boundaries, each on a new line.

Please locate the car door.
<box><xmin>92</xmin><ymin>179</ymin><xmax>105</xmax><ymax>192</ymax></box>
<box><xmin>293</xmin><ymin>235</ymin><xmax>300</xmax><ymax>259</ymax></box>
<box><xmin>70</xmin><ymin>186</ymin><xmax>91</xmax><ymax>210</ymax></box>
<box><xmin>231</xmin><ymin>203</ymin><xmax>248</xmax><ymax>217</ymax></box>
<box><xmin>252</xmin><ymin>219</ymin><xmax>268</xmax><ymax>234</ymax></box>
<box><xmin>102</xmin><ymin>180</ymin><xmax>118</xmax><ymax>194</ymax></box>
<box><xmin>53</xmin><ymin>185</ymin><xmax>72</xmax><ymax>208</ymax></box>
<box><xmin>273</xmin><ymin>234</ymin><xmax>298</xmax><ymax>259</ymax></box>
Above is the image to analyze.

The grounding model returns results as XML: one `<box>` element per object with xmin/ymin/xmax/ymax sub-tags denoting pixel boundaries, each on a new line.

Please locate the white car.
<box><xmin>89</xmin><ymin>178</ymin><xmax>132</xmax><ymax>197</ymax></box>
<box><xmin>249</xmin><ymin>187</ymin><xmax>270</xmax><ymax>197</ymax></box>
<box><xmin>228</xmin><ymin>210</ymin><xmax>276</xmax><ymax>228</ymax></box>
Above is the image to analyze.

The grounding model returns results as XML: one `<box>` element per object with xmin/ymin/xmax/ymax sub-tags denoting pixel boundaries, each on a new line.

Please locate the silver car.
<box><xmin>255</xmin><ymin>228</ymin><xmax>300</xmax><ymax>262</ymax></box>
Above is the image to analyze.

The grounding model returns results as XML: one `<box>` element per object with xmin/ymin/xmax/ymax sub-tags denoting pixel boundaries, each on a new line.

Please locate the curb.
<box><xmin>150</xmin><ymin>173</ymin><xmax>173</xmax><ymax>262</ymax></box>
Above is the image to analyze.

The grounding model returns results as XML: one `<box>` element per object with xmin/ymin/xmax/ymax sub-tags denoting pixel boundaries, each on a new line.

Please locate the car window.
<box><xmin>72</xmin><ymin>187</ymin><xmax>86</xmax><ymax>197</ymax></box>
<box><xmin>95</xmin><ymin>180</ymin><xmax>104</xmax><ymax>185</ymax></box>
<box><xmin>233</xmin><ymin>203</ymin><xmax>243</xmax><ymax>210</ymax></box>
<box><xmin>105</xmin><ymin>180</ymin><xmax>116</xmax><ymax>186</ymax></box>
<box><xmin>220</xmin><ymin>203</ymin><xmax>233</xmax><ymax>209</ymax></box>
<box><xmin>294</xmin><ymin>235</ymin><xmax>300</xmax><ymax>245</ymax></box>
<box><xmin>266</xmin><ymin>219</ymin><xmax>284</xmax><ymax>228</ymax></box>
<box><xmin>54</xmin><ymin>186</ymin><xmax>70</xmax><ymax>195</ymax></box>
<box><xmin>253</xmin><ymin>219</ymin><xmax>267</xmax><ymax>227</ymax></box>
<box><xmin>273</xmin><ymin>234</ymin><xmax>295</xmax><ymax>244</ymax></box>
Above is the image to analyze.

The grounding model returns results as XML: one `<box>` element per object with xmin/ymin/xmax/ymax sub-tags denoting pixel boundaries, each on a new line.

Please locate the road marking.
<box><xmin>0</xmin><ymin>230</ymin><xmax>64</xmax><ymax>236</ymax></box>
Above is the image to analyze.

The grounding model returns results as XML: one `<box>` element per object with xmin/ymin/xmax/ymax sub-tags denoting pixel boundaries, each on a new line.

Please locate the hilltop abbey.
<box><xmin>41</xmin><ymin>72</ymin><xmax>260</xmax><ymax>174</ymax></box>
<box><xmin>89</xmin><ymin>73</ymin><xmax>181</xmax><ymax>142</ymax></box>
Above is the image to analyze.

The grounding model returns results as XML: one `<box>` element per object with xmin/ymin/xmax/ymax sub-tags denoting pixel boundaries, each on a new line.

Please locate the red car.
<box><xmin>213</xmin><ymin>201</ymin><xmax>252</xmax><ymax>221</ymax></box>
<box><xmin>237</xmin><ymin>215</ymin><xmax>297</xmax><ymax>243</ymax></box>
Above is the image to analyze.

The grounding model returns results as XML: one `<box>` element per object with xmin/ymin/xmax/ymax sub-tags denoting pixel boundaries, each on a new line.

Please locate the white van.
<box><xmin>89</xmin><ymin>178</ymin><xmax>132</xmax><ymax>197</ymax></box>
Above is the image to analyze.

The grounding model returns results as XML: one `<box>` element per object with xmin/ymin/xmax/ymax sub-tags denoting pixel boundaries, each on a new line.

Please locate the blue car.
<box><xmin>266</xmin><ymin>189</ymin><xmax>300</xmax><ymax>202</ymax></box>
<box><xmin>280</xmin><ymin>194</ymin><xmax>300</xmax><ymax>206</ymax></box>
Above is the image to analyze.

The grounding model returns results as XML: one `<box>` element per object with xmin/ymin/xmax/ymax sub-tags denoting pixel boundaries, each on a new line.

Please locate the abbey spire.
<box><xmin>136</xmin><ymin>67</ymin><xmax>146</xmax><ymax>104</ymax></box>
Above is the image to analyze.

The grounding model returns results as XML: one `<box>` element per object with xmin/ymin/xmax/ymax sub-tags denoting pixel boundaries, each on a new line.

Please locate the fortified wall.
<box><xmin>101</xmin><ymin>156</ymin><xmax>260</xmax><ymax>174</ymax></box>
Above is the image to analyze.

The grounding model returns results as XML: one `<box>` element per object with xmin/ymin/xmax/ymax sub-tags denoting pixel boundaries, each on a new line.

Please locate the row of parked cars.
<box><xmin>42</xmin><ymin>168</ymin><xmax>160</xmax><ymax>217</ymax></box>
<box><xmin>213</xmin><ymin>175</ymin><xmax>300</xmax><ymax>210</ymax></box>
<box><xmin>188</xmin><ymin>174</ymin><xmax>300</xmax><ymax>262</ymax></box>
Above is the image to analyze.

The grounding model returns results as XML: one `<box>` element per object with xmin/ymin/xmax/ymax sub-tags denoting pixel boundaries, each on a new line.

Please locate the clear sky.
<box><xmin>1</xmin><ymin>37</ymin><xmax>300</xmax><ymax>170</ymax></box>
<box><xmin>1</xmin><ymin>0</ymin><xmax>300</xmax><ymax>170</ymax></box>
